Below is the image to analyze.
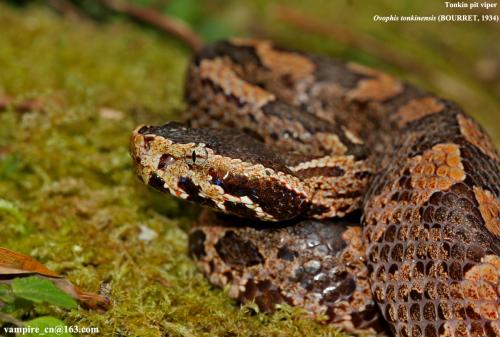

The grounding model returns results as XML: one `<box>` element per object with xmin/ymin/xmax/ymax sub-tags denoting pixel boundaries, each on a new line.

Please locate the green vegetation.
<box><xmin>11</xmin><ymin>277</ymin><xmax>77</xmax><ymax>310</ymax></box>
<box><xmin>0</xmin><ymin>1</ymin><xmax>498</xmax><ymax>336</ymax></box>
<box><xmin>1</xmin><ymin>277</ymin><xmax>74</xmax><ymax>337</ymax></box>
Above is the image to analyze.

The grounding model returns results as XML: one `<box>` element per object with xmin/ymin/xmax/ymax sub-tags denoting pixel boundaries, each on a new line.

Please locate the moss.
<box><xmin>0</xmin><ymin>2</ymin><xmax>498</xmax><ymax>337</ymax></box>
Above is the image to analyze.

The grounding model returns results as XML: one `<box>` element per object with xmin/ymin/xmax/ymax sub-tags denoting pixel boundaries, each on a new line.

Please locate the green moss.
<box><xmin>0</xmin><ymin>2</ymin><xmax>498</xmax><ymax>337</ymax></box>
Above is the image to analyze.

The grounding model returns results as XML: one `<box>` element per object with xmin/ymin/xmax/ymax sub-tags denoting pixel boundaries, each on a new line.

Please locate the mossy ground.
<box><xmin>0</xmin><ymin>2</ymin><xmax>498</xmax><ymax>337</ymax></box>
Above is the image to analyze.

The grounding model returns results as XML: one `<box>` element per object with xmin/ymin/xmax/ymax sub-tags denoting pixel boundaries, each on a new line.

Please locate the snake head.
<box><xmin>130</xmin><ymin>122</ymin><xmax>310</xmax><ymax>221</ymax></box>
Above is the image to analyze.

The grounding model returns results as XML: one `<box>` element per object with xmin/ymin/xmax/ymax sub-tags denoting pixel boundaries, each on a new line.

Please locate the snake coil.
<box><xmin>131</xmin><ymin>39</ymin><xmax>500</xmax><ymax>336</ymax></box>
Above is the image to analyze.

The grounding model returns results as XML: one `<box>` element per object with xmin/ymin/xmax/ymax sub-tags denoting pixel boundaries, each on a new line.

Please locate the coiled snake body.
<box><xmin>130</xmin><ymin>39</ymin><xmax>500</xmax><ymax>336</ymax></box>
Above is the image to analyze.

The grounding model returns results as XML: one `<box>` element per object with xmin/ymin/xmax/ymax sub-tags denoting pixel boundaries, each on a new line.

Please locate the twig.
<box><xmin>275</xmin><ymin>6</ymin><xmax>428</xmax><ymax>75</ymax></box>
<box><xmin>47</xmin><ymin>0</ymin><xmax>87</xmax><ymax>21</ymax></box>
<box><xmin>100</xmin><ymin>0</ymin><xmax>204</xmax><ymax>51</ymax></box>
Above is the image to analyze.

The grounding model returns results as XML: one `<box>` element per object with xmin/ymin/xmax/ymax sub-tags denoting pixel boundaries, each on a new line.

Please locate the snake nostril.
<box><xmin>136</xmin><ymin>125</ymin><xmax>154</xmax><ymax>135</ymax></box>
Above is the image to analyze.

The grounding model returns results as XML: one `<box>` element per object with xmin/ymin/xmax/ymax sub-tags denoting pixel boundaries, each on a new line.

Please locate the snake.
<box><xmin>129</xmin><ymin>39</ymin><xmax>500</xmax><ymax>336</ymax></box>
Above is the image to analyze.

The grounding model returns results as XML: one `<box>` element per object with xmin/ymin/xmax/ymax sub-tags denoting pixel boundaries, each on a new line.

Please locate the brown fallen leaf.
<box><xmin>0</xmin><ymin>247</ymin><xmax>111</xmax><ymax>309</ymax></box>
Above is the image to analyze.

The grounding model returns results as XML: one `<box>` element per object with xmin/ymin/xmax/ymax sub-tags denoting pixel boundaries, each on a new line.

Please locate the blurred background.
<box><xmin>0</xmin><ymin>1</ymin><xmax>498</xmax><ymax>336</ymax></box>
<box><xmin>2</xmin><ymin>0</ymin><xmax>499</xmax><ymax>133</ymax></box>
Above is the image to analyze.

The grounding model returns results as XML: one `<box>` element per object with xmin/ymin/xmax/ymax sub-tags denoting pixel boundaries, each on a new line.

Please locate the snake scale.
<box><xmin>130</xmin><ymin>39</ymin><xmax>500</xmax><ymax>336</ymax></box>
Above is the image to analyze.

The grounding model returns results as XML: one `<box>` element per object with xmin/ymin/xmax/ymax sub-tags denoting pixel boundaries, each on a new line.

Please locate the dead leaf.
<box><xmin>0</xmin><ymin>247</ymin><xmax>111</xmax><ymax>309</ymax></box>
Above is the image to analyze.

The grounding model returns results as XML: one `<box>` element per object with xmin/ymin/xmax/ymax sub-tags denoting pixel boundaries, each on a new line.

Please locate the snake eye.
<box><xmin>185</xmin><ymin>147</ymin><xmax>208</xmax><ymax>166</ymax></box>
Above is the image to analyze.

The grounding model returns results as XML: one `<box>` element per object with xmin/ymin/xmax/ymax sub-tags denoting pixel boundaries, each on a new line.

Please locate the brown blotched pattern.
<box><xmin>130</xmin><ymin>39</ymin><xmax>500</xmax><ymax>336</ymax></box>
<box><xmin>473</xmin><ymin>187</ymin><xmax>500</xmax><ymax>236</ymax></box>
<box><xmin>189</xmin><ymin>211</ymin><xmax>387</xmax><ymax>335</ymax></box>
<box><xmin>392</xmin><ymin>97</ymin><xmax>445</xmax><ymax>128</ymax></box>
<box><xmin>363</xmin><ymin>108</ymin><xmax>500</xmax><ymax>336</ymax></box>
